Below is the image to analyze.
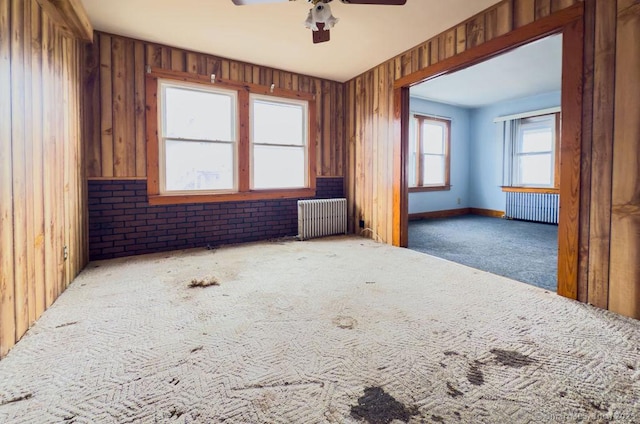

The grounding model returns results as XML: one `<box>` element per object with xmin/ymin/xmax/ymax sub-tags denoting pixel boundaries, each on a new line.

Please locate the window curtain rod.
<box><xmin>411</xmin><ymin>111</ymin><xmax>453</xmax><ymax>121</ymax></box>
<box><xmin>493</xmin><ymin>106</ymin><xmax>561</xmax><ymax>123</ymax></box>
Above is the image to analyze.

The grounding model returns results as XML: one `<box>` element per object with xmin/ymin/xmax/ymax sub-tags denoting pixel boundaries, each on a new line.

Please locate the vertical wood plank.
<box><xmin>536</xmin><ymin>0</ymin><xmax>552</xmax><ymax>19</ymax></box>
<box><xmin>456</xmin><ymin>24</ymin><xmax>466</xmax><ymax>54</ymax></box>
<box><xmin>0</xmin><ymin>0</ymin><xmax>16</xmax><ymax>357</ymax></box>
<box><xmin>42</xmin><ymin>12</ymin><xmax>56</xmax><ymax>309</ymax></box>
<box><xmin>467</xmin><ymin>15</ymin><xmax>486</xmax><ymax>48</ymax></box>
<box><xmin>514</xmin><ymin>0</ymin><xmax>536</xmax><ymax>28</ymax></box>
<box><xmin>30</xmin><ymin>2</ymin><xmax>46</xmax><ymax>318</ymax></box>
<box><xmin>11</xmin><ymin>0</ymin><xmax>29</xmax><ymax>339</ymax></box>
<box><xmin>22</xmin><ymin>0</ymin><xmax>36</xmax><ymax>325</ymax></box>
<box><xmin>134</xmin><ymin>41</ymin><xmax>146</xmax><ymax>176</ymax></box>
<box><xmin>577</xmin><ymin>0</ymin><xmax>595</xmax><ymax>303</ymax></box>
<box><xmin>112</xmin><ymin>37</ymin><xmax>135</xmax><ymax>176</ymax></box>
<box><xmin>496</xmin><ymin>1</ymin><xmax>513</xmax><ymax>37</ymax></box>
<box><xmin>557</xmin><ymin>16</ymin><xmax>584</xmax><ymax>300</ymax></box>
<box><xmin>444</xmin><ymin>29</ymin><xmax>456</xmax><ymax>58</ymax></box>
<box><xmin>587</xmin><ymin>0</ymin><xmax>617</xmax><ymax>308</ymax></box>
<box><xmin>83</xmin><ymin>35</ymin><xmax>100</xmax><ymax>177</ymax></box>
<box><xmin>552</xmin><ymin>0</ymin><xmax>578</xmax><ymax>13</ymax></box>
<box><xmin>322</xmin><ymin>81</ymin><xmax>331</xmax><ymax>176</ymax></box>
<box><xmin>609</xmin><ymin>2</ymin><xmax>640</xmax><ymax>318</ymax></box>
<box><xmin>485</xmin><ymin>7</ymin><xmax>498</xmax><ymax>41</ymax></box>
<box><xmin>99</xmin><ymin>33</ymin><xmax>113</xmax><ymax>176</ymax></box>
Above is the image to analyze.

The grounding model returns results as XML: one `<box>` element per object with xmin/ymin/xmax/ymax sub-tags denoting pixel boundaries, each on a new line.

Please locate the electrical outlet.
<box><xmin>63</xmin><ymin>246</ymin><xmax>68</xmax><ymax>261</ymax></box>
<box><xmin>359</xmin><ymin>219</ymin><xmax>365</xmax><ymax>228</ymax></box>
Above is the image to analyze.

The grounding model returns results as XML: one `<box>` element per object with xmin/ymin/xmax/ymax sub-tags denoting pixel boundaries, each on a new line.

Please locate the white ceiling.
<box><xmin>410</xmin><ymin>34</ymin><xmax>563</xmax><ymax>108</ymax></box>
<box><xmin>81</xmin><ymin>0</ymin><xmax>502</xmax><ymax>83</ymax></box>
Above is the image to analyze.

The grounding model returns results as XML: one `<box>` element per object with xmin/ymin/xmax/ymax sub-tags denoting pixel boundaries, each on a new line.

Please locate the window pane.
<box><xmin>253</xmin><ymin>99</ymin><xmax>304</xmax><ymax>146</ymax></box>
<box><xmin>521</xmin><ymin>128</ymin><xmax>553</xmax><ymax>153</ymax></box>
<box><xmin>253</xmin><ymin>145</ymin><xmax>305</xmax><ymax>189</ymax></box>
<box><xmin>423</xmin><ymin>155</ymin><xmax>445</xmax><ymax>185</ymax></box>
<box><xmin>409</xmin><ymin>152</ymin><xmax>417</xmax><ymax>187</ymax></box>
<box><xmin>165</xmin><ymin>140</ymin><xmax>234</xmax><ymax>191</ymax></box>
<box><xmin>519</xmin><ymin>154</ymin><xmax>552</xmax><ymax>186</ymax></box>
<box><xmin>165</xmin><ymin>87</ymin><xmax>234</xmax><ymax>141</ymax></box>
<box><xmin>423</xmin><ymin>123</ymin><xmax>445</xmax><ymax>154</ymax></box>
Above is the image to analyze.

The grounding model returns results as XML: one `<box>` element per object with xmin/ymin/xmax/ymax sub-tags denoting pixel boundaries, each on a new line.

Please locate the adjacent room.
<box><xmin>1</xmin><ymin>0</ymin><xmax>639</xmax><ymax>423</ymax></box>
<box><xmin>407</xmin><ymin>34</ymin><xmax>562</xmax><ymax>292</ymax></box>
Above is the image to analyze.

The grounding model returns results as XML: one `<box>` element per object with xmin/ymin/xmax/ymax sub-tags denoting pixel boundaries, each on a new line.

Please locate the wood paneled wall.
<box><xmin>583</xmin><ymin>0</ymin><xmax>640</xmax><ymax>318</ymax></box>
<box><xmin>84</xmin><ymin>32</ymin><xmax>345</xmax><ymax>180</ymax></box>
<box><xmin>0</xmin><ymin>0</ymin><xmax>87</xmax><ymax>358</ymax></box>
<box><xmin>345</xmin><ymin>0</ymin><xmax>580</xmax><ymax>238</ymax></box>
<box><xmin>345</xmin><ymin>0</ymin><xmax>640</xmax><ymax>319</ymax></box>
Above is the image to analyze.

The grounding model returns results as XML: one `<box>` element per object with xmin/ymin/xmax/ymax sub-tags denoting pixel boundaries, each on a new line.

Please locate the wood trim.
<box><xmin>394</xmin><ymin>3</ymin><xmax>584</xmax><ymax>89</ymax></box>
<box><xmin>35</xmin><ymin>0</ymin><xmax>92</xmax><ymax>41</ymax></box>
<box><xmin>409</xmin><ymin>185</ymin><xmax>451</xmax><ymax>193</ymax></box>
<box><xmin>393</xmin><ymin>2</ymin><xmax>584</xmax><ymax>299</ymax></box>
<box><xmin>577</xmin><ymin>0</ymin><xmax>596</xmax><ymax>304</ymax></box>
<box><xmin>148</xmin><ymin>188</ymin><xmax>316</xmax><ymax>206</ymax></box>
<box><xmin>392</xmin><ymin>87</ymin><xmax>409</xmax><ymax>247</ymax></box>
<box><xmin>145</xmin><ymin>71</ymin><xmax>317</xmax><ymax>203</ymax></box>
<box><xmin>87</xmin><ymin>177</ymin><xmax>147</xmax><ymax>181</ymax></box>
<box><xmin>554</xmin><ymin>112</ymin><xmax>561</xmax><ymax>189</ymax></box>
<box><xmin>501</xmin><ymin>186</ymin><xmax>560</xmax><ymax>194</ymax></box>
<box><xmin>145</xmin><ymin>75</ymin><xmax>160</xmax><ymax>196</ymax></box>
<box><xmin>557</xmin><ymin>15</ymin><xmax>584</xmax><ymax>301</ymax></box>
<box><xmin>409</xmin><ymin>208</ymin><xmax>470</xmax><ymax>221</ymax></box>
<box><xmin>470</xmin><ymin>208</ymin><xmax>505</xmax><ymax>218</ymax></box>
<box><xmin>148</xmin><ymin>67</ymin><xmax>315</xmax><ymax>102</ymax></box>
<box><xmin>238</xmin><ymin>90</ymin><xmax>250</xmax><ymax>192</ymax></box>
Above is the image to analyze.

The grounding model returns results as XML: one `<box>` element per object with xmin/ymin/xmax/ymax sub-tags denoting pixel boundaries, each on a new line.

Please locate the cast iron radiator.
<box><xmin>297</xmin><ymin>198</ymin><xmax>347</xmax><ymax>240</ymax></box>
<box><xmin>505</xmin><ymin>192</ymin><xmax>559</xmax><ymax>224</ymax></box>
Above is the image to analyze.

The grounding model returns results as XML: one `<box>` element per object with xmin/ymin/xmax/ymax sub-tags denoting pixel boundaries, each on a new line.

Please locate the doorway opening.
<box><xmin>406</xmin><ymin>34</ymin><xmax>562</xmax><ymax>292</ymax></box>
<box><xmin>392</xmin><ymin>8</ymin><xmax>584</xmax><ymax>300</ymax></box>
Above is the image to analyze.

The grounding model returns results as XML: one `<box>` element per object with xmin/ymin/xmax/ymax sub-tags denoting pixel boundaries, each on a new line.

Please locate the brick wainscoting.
<box><xmin>88</xmin><ymin>177</ymin><xmax>345</xmax><ymax>260</ymax></box>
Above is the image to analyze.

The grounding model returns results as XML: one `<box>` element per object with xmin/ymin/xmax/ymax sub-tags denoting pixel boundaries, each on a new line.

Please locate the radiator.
<box><xmin>297</xmin><ymin>198</ymin><xmax>347</xmax><ymax>240</ymax></box>
<box><xmin>505</xmin><ymin>192</ymin><xmax>559</xmax><ymax>224</ymax></box>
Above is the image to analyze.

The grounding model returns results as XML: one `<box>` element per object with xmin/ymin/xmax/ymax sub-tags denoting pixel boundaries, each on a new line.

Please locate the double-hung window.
<box><xmin>409</xmin><ymin>115</ymin><xmax>451</xmax><ymax>191</ymax></box>
<box><xmin>512</xmin><ymin>114</ymin><xmax>556</xmax><ymax>187</ymax></box>
<box><xmin>160</xmin><ymin>81</ymin><xmax>237</xmax><ymax>193</ymax></box>
<box><xmin>500</xmin><ymin>112</ymin><xmax>559</xmax><ymax>190</ymax></box>
<box><xmin>251</xmin><ymin>95</ymin><xmax>308</xmax><ymax>189</ymax></box>
<box><xmin>146</xmin><ymin>71</ymin><xmax>316</xmax><ymax>204</ymax></box>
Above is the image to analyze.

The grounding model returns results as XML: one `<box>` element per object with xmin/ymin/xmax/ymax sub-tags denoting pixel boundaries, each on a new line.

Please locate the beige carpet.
<box><xmin>0</xmin><ymin>236</ymin><xmax>638</xmax><ymax>423</ymax></box>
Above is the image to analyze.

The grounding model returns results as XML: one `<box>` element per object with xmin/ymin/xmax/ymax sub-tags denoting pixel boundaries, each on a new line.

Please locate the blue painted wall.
<box><xmin>468</xmin><ymin>91</ymin><xmax>561</xmax><ymax>211</ymax></box>
<box><xmin>408</xmin><ymin>98</ymin><xmax>470</xmax><ymax>214</ymax></box>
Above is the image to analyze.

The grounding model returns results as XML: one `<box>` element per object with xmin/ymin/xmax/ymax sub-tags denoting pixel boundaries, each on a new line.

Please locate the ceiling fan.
<box><xmin>231</xmin><ymin>0</ymin><xmax>408</xmax><ymax>44</ymax></box>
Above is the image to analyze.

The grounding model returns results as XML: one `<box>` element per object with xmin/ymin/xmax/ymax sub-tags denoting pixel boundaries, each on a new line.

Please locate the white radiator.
<box><xmin>505</xmin><ymin>192</ymin><xmax>559</xmax><ymax>224</ymax></box>
<box><xmin>297</xmin><ymin>198</ymin><xmax>347</xmax><ymax>241</ymax></box>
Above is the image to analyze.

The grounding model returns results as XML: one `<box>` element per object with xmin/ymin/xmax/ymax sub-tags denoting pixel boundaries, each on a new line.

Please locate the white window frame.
<box><xmin>158</xmin><ymin>79</ymin><xmax>238</xmax><ymax>195</ymax></box>
<box><xmin>249</xmin><ymin>94</ymin><xmax>309</xmax><ymax>190</ymax></box>
<box><xmin>512</xmin><ymin>114</ymin><xmax>556</xmax><ymax>188</ymax></box>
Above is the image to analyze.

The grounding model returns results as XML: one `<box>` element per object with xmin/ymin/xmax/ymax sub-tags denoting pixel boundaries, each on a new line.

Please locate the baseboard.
<box><xmin>470</xmin><ymin>208</ymin><xmax>505</xmax><ymax>218</ymax></box>
<box><xmin>409</xmin><ymin>208</ymin><xmax>470</xmax><ymax>221</ymax></box>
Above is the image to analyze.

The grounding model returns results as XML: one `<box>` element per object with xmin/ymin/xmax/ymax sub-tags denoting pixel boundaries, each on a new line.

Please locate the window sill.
<box><xmin>501</xmin><ymin>186</ymin><xmax>559</xmax><ymax>194</ymax></box>
<box><xmin>148</xmin><ymin>188</ymin><xmax>316</xmax><ymax>205</ymax></box>
<box><xmin>409</xmin><ymin>185</ymin><xmax>451</xmax><ymax>193</ymax></box>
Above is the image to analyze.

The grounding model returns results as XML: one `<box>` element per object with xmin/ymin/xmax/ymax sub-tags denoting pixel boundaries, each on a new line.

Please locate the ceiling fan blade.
<box><xmin>340</xmin><ymin>0</ymin><xmax>407</xmax><ymax>4</ymax></box>
<box><xmin>231</xmin><ymin>0</ymin><xmax>289</xmax><ymax>5</ymax></box>
<box><xmin>313</xmin><ymin>23</ymin><xmax>331</xmax><ymax>44</ymax></box>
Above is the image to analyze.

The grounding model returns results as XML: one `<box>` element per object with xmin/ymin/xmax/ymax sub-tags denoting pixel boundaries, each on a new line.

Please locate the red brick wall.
<box><xmin>88</xmin><ymin>177</ymin><xmax>344</xmax><ymax>260</ymax></box>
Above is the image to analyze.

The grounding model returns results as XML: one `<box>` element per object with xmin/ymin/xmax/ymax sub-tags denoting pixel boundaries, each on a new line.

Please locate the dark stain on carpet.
<box><xmin>350</xmin><ymin>386</ymin><xmax>418</xmax><ymax>424</ymax></box>
<box><xmin>431</xmin><ymin>415</ymin><xmax>445</xmax><ymax>423</ymax></box>
<box><xmin>443</xmin><ymin>350</ymin><xmax>459</xmax><ymax>357</ymax></box>
<box><xmin>467</xmin><ymin>362</ymin><xmax>485</xmax><ymax>386</ymax></box>
<box><xmin>490</xmin><ymin>348</ymin><xmax>536</xmax><ymax>368</ymax></box>
<box><xmin>446</xmin><ymin>382</ymin><xmax>464</xmax><ymax>398</ymax></box>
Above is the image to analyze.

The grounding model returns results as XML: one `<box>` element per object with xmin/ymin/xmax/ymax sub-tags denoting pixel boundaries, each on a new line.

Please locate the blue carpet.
<box><xmin>408</xmin><ymin>215</ymin><xmax>558</xmax><ymax>291</ymax></box>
